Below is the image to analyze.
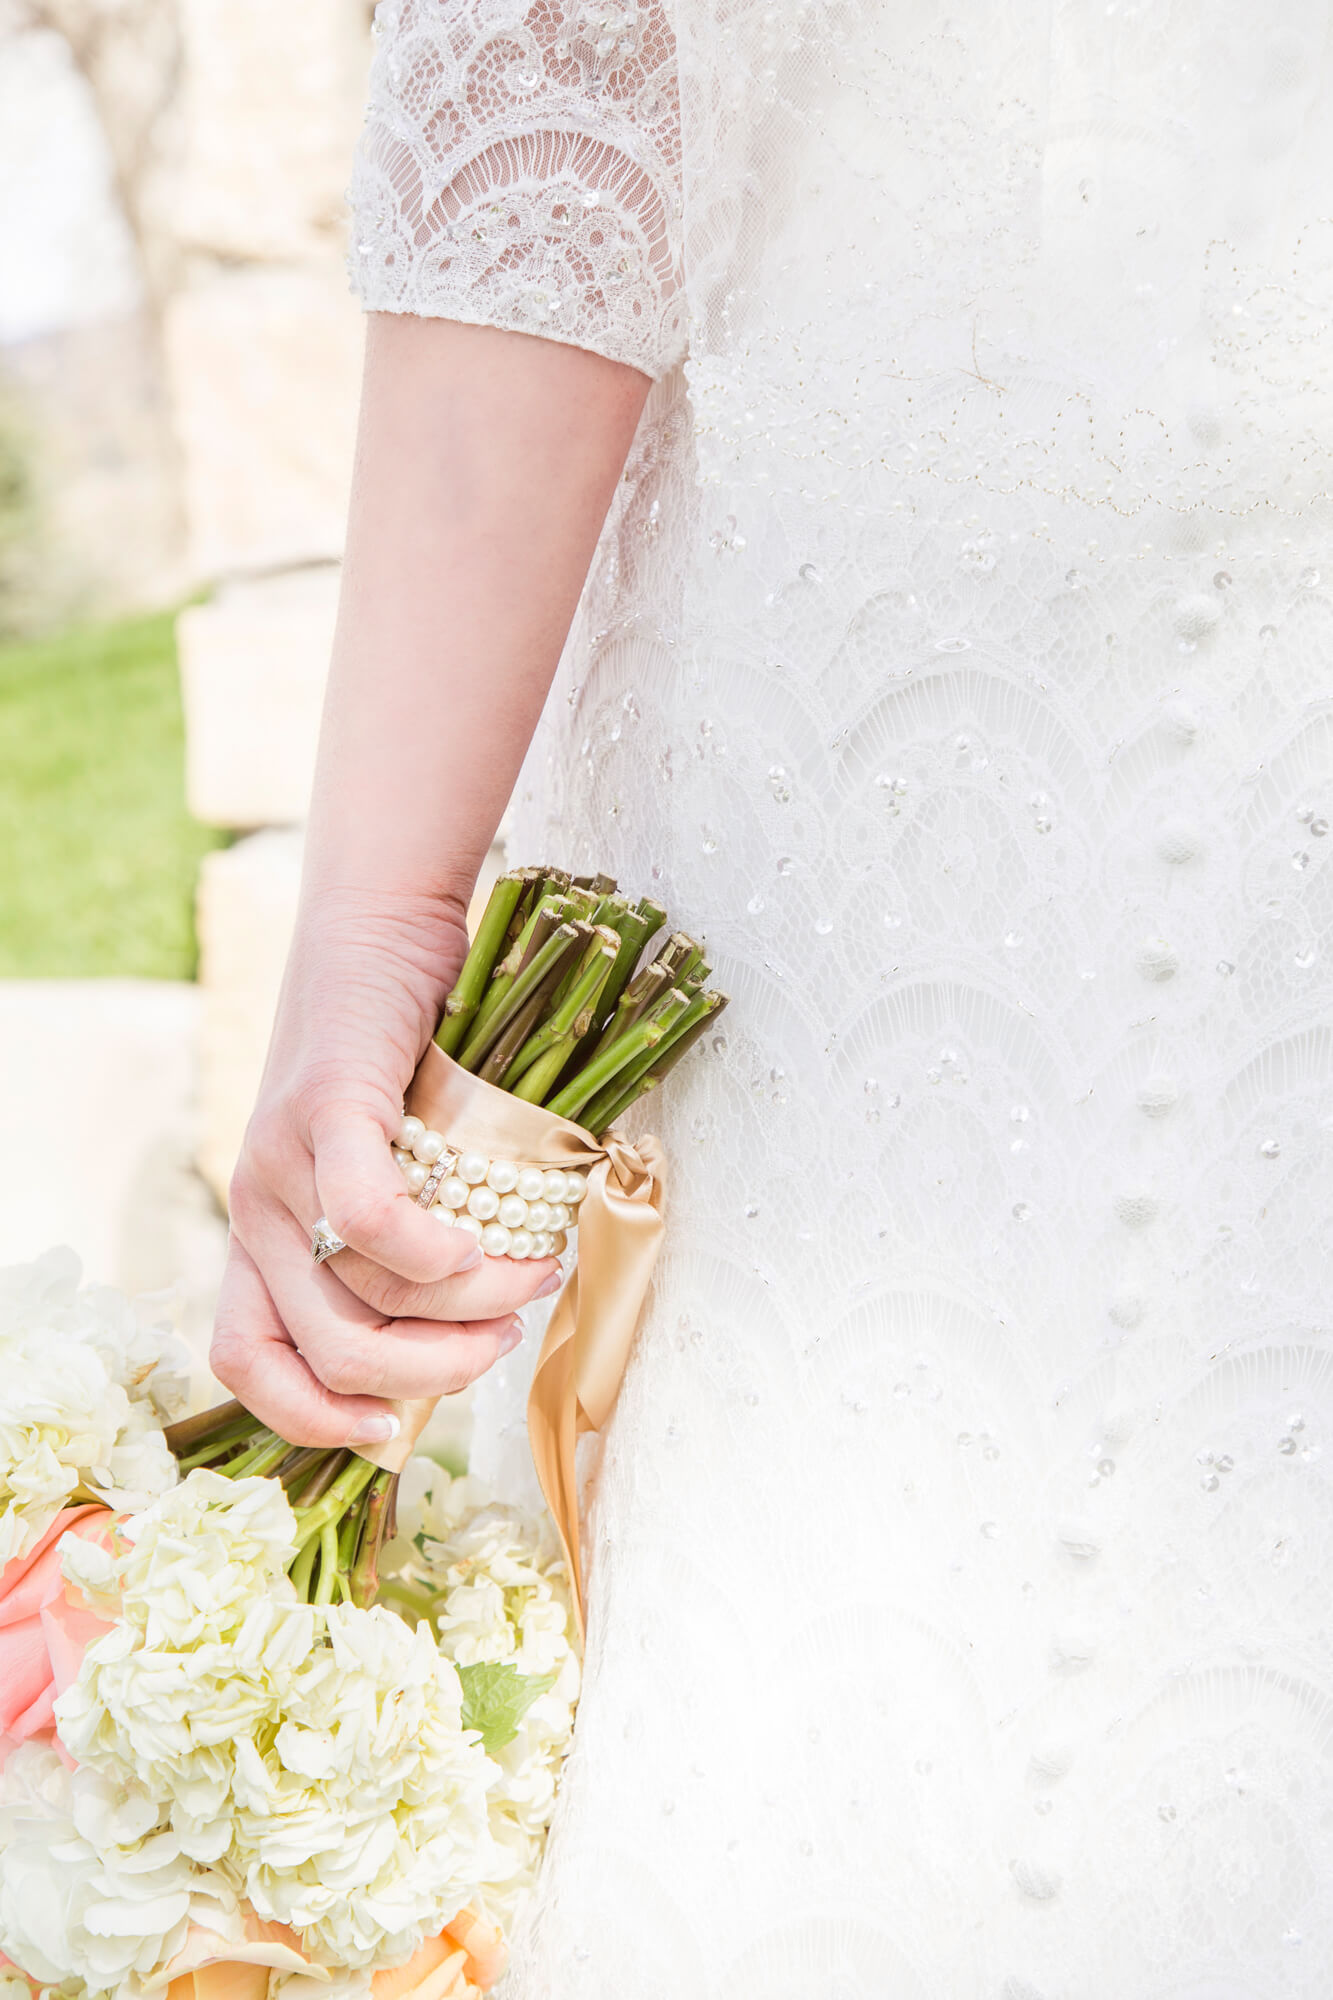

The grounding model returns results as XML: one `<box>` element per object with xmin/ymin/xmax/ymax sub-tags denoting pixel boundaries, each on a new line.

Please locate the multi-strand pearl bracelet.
<box><xmin>393</xmin><ymin>1114</ymin><xmax>587</xmax><ymax>1261</ymax></box>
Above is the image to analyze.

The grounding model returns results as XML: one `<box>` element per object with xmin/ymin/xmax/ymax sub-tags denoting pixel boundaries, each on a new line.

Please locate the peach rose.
<box><xmin>157</xmin><ymin>1907</ymin><xmax>504</xmax><ymax>2000</ymax></box>
<box><xmin>0</xmin><ymin>1504</ymin><xmax>114</xmax><ymax>1763</ymax></box>
<box><xmin>370</xmin><ymin>1909</ymin><xmax>507</xmax><ymax>2000</ymax></box>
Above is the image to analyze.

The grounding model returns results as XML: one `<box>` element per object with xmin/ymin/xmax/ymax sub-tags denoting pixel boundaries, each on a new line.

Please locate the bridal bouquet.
<box><xmin>0</xmin><ymin>867</ymin><xmax>723</xmax><ymax>2000</ymax></box>
<box><xmin>0</xmin><ymin>1255</ymin><xmax>576</xmax><ymax>2000</ymax></box>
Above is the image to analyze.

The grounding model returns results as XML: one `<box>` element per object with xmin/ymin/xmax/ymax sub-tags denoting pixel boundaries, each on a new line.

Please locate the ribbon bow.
<box><xmin>362</xmin><ymin>1045</ymin><xmax>667</xmax><ymax>1634</ymax></box>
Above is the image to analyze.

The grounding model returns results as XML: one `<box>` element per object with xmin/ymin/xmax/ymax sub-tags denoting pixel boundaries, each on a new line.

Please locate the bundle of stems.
<box><xmin>435</xmin><ymin>865</ymin><xmax>727</xmax><ymax>1134</ymax></box>
<box><xmin>172</xmin><ymin>864</ymin><xmax>724</xmax><ymax>1607</ymax></box>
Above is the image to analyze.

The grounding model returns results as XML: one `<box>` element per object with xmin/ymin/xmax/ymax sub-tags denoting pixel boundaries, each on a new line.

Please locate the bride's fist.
<box><xmin>210</xmin><ymin>889</ymin><xmax>560</xmax><ymax>1447</ymax></box>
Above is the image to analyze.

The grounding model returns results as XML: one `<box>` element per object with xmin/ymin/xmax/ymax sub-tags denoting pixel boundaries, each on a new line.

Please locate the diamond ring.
<box><xmin>310</xmin><ymin>1216</ymin><xmax>347</xmax><ymax>1266</ymax></box>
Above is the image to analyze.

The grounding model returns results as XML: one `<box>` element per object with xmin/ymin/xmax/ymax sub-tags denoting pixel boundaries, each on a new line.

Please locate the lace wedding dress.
<box><xmin>349</xmin><ymin>4</ymin><xmax>1333</xmax><ymax>1992</ymax></box>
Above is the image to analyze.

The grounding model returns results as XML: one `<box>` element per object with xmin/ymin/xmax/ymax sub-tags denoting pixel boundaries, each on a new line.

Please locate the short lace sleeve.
<box><xmin>347</xmin><ymin>1</ymin><xmax>685</xmax><ymax>380</ymax></box>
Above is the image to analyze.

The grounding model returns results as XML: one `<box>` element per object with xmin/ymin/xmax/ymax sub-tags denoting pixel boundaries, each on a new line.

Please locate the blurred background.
<box><xmin>0</xmin><ymin>0</ymin><xmax>381</xmax><ymax>1367</ymax></box>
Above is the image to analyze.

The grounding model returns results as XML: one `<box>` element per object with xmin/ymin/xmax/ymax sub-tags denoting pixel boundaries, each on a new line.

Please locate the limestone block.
<box><xmin>175</xmin><ymin>0</ymin><xmax>371</xmax><ymax>265</ymax></box>
<box><xmin>178</xmin><ymin>567</ymin><xmax>338</xmax><ymax>829</ymax></box>
<box><xmin>0</xmin><ymin>980</ymin><xmax>228</xmax><ymax>1382</ymax></box>
<box><xmin>195</xmin><ymin>829</ymin><xmax>303</xmax><ymax>1204</ymax></box>
<box><xmin>165</xmin><ymin>265</ymin><xmax>362</xmax><ymax>579</ymax></box>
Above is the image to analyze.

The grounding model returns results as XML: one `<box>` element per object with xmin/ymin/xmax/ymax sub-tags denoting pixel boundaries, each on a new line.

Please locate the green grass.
<box><xmin>0</xmin><ymin>607</ymin><xmax>224</xmax><ymax>978</ymax></box>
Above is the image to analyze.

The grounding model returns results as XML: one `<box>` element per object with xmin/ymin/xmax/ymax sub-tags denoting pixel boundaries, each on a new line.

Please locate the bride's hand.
<box><xmin>210</xmin><ymin>889</ymin><xmax>561</xmax><ymax>1448</ymax></box>
<box><xmin>209</xmin><ymin>317</ymin><xmax>649</xmax><ymax>1447</ymax></box>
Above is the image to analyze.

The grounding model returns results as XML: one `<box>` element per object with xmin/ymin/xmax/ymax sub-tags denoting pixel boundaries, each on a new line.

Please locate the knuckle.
<box><xmin>243</xmin><ymin>1106</ymin><xmax>298</xmax><ymax>1187</ymax></box>
<box><xmin>324</xmin><ymin>1188</ymin><xmax>396</xmax><ymax>1252</ymax></box>
<box><xmin>225</xmin><ymin>1170</ymin><xmax>266</xmax><ymax>1239</ymax></box>
<box><xmin>313</xmin><ymin>1343</ymin><xmax>383</xmax><ymax>1400</ymax></box>
<box><xmin>444</xmin><ymin>1351</ymin><xmax>486</xmax><ymax>1393</ymax></box>
<box><xmin>208</xmin><ymin>1327</ymin><xmax>253</xmax><ymax>1395</ymax></box>
<box><xmin>304</xmin><ymin>1088</ymin><xmax>378</xmax><ymax>1146</ymax></box>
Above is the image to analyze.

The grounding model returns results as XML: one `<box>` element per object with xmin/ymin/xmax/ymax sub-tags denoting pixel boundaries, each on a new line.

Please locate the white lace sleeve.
<box><xmin>347</xmin><ymin>1</ymin><xmax>685</xmax><ymax>380</ymax></box>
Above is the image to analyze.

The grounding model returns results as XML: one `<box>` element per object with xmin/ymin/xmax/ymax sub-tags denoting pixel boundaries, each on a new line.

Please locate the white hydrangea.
<box><xmin>0</xmin><ymin>1249</ymin><xmax>186</xmax><ymax>1563</ymax></box>
<box><xmin>399</xmin><ymin>1463</ymin><xmax>580</xmax><ymax>1932</ymax></box>
<box><xmin>0</xmin><ymin>1740</ymin><xmax>242</xmax><ymax>2000</ymax></box>
<box><xmin>56</xmin><ymin>1471</ymin><xmax>503</xmax><ymax>1974</ymax></box>
<box><xmin>234</xmin><ymin>1605</ymin><xmax>500</xmax><ymax>1966</ymax></box>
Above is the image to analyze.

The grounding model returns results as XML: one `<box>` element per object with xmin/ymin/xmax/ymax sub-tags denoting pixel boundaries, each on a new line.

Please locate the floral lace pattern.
<box><xmin>353</xmin><ymin>3</ymin><xmax>1333</xmax><ymax>1994</ymax></box>
<box><xmin>348</xmin><ymin>0</ymin><xmax>684</xmax><ymax>376</ymax></box>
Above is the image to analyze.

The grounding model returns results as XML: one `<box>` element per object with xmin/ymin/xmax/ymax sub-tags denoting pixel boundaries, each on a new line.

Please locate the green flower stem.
<box><xmin>657</xmin><ymin>933</ymin><xmax>705</xmax><ymax>984</ymax></box>
<box><xmin>458</xmin><ymin>919</ymin><xmax>587</xmax><ymax>1071</ymax></box>
<box><xmin>314</xmin><ymin>1519</ymin><xmax>340</xmax><ymax>1605</ymax></box>
<box><xmin>337</xmin><ymin>1493</ymin><xmax>365</xmax><ymax>1573</ymax></box>
<box><xmin>587</xmin><ymin>992</ymin><xmax>728</xmax><ymax>1134</ymax></box>
<box><xmin>477</xmin><ymin>946</ymin><xmax>579</xmax><ymax>1085</ymax></box>
<box><xmin>560</xmin><ymin>887</ymin><xmax>604</xmax><ymax>923</ymax></box>
<box><xmin>509</xmin><ymin>945</ymin><xmax>620</xmax><ymax>1104</ymax></box>
<box><xmin>589</xmin><ymin>957</ymin><xmax>673</xmax><ymax>1060</ymax></box>
<box><xmin>289</xmin><ymin>1534</ymin><xmax>318</xmax><ymax>1600</ymax></box>
<box><xmin>348</xmin><ymin>1469</ymin><xmax>397</xmax><ymax>1608</ymax></box>
<box><xmin>277</xmin><ymin>1447</ymin><xmax>325</xmax><ymax>1495</ymax></box>
<box><xmin>544</xmin><ymin>893</ymin><xmax>605</xmax><ymax>1009</ymax></box>
<box><xmin>579</xmin><ymin>987</ymin><xmax>713</xmax><ymax>1131</ymax></box>
<box><xmin>220</xmin><ymin>1431</ymin><xmax>292</xmax><ymax>1481</ymax></box>
<box><xmin>433</xmin><ymin>871</ymin><xmax>526</xmax><ymax>1056</ymax></box>
<box><xmin>561</xmin><ymin>895</ymin><xmax>628</xmax><ymax>1018</ymax></box>
<box><xmin>457</xmin><ymin>894</ymin><xmax>567</xmax><ymax>1057</ymax></box>
<box><xmin>163</xmin><ymin>1399</ymin><xmax>251</xmax><ymax>1458</ymax></box>
<box><xmin>486</xmin><ymin>874</ymin><xmax>538</xmax><ymax>977</ymax></box>
<box><xmin>176</xmin><ymin>1431</ymin><xmax>253</xmax><ymax>1473</ymax></box>
<box><xmin>289</xmin><ymin>1447</ymin><xmax>350</xmax><ymax>1509</ymax></box>
<box><xmin>544</xmin><ymin>985</ymin><xmax>691</xmax><ymax>1123</ymax></box>
<box><xmin>292</xmin><ymin>1456</ymin><xmax>376</xmax><ymax>1555</ymax></box>
<box><xmin>572</xmin><ymin>902</ymin><xmax>666</xmax><ymax>1061</ymax></box>
<box><xmin>505</xmin><ymin>929</ymin><xmax>619</xmax><ymax>1088</ymax></box>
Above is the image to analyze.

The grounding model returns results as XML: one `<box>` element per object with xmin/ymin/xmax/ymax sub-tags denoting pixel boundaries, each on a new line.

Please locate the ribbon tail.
<box><xmin>526</xmin><ymin>1139</ymin><xmax>666</xmax><ymax>1637</ymax></box>
<box><xmin>527</xmin><ymin>1269</ymin><xmax>586</xmax><ymax>1636</ymax></box>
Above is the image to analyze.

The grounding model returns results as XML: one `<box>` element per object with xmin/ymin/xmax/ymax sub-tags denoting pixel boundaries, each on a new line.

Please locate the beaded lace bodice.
<box><xmin>351</xmin><ymin>5</ymin><xmax>1333</xmax><ymax>1995</ymax></box>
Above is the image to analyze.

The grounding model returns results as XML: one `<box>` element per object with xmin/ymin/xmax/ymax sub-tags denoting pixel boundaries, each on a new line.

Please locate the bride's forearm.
<box><xmin>301</xmin><ymin>313</ymin><xmax>652</xmax><ymax>922</ymax></box>
<box><xmin>215</xmin><ymin>317</ymin><xmax>650</xmax><ymax>1444</ymax></box>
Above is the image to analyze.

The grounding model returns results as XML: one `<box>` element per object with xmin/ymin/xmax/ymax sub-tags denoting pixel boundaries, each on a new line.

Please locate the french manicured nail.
<box><xmin>453</xmin><ymin>1241</ymin><xmax>484</xmax><ymax>1270</ymax></box>
<box><xmin>499</xmin><ymin>1320</ymin><xmax>523</xmax><ymax>1355</ymax></box>
<box><xmin>348</xmin><ymin>1413</ymin><xmax>400</xmax><ymax>1446</ymax></box>
<box><xmin>533</xmin><ymin>1269</ymin><xmax>562</xmax><ymax>1300</ymax></box>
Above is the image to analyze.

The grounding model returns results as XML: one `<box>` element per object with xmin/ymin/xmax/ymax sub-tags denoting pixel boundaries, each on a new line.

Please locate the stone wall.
<box><xmin>170</xmin><ymin>2</ymin><xmax>372</xmax><ymax>1201</ymax></box>
<box><xmin>3</xmin><ymin>2</ymin><xmax>502</xmax><ymax>1213</ymax></box>
<box><xmin>0</xmin><ymin>13</ymin><xmax>180</xmax><ymax>624</ymax></box>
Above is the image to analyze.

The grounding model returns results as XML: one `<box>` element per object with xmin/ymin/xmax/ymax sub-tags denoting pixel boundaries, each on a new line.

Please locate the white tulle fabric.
<box><xmin>351</xmin><ymin>4</ymin><xmax>1333</xmax><ymax>1994</ymax></box>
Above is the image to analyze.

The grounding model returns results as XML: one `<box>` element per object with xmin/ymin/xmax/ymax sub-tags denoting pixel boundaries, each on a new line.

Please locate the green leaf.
<box><xmin>457</xmin><ymin>1661</ymin><xmax>558</xmax><ymax>1754</ymax></box>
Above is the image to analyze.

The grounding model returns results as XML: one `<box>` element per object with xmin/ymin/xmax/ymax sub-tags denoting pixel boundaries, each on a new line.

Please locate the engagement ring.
<box><xmin>310</xmin><ymin>1216</ymin><xmax>346</xmax><ymax>1265</ymax></box>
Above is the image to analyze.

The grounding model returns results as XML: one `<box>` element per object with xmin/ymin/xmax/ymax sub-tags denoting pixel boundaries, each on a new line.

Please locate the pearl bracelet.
<box><xmin>392</xmin><ymin>1114</ymin><xmax>587</xmax><ymax>1261</ymax></box>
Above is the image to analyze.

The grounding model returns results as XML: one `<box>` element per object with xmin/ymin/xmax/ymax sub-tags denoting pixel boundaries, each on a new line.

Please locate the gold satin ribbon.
<box><xmin>357</xmin><ymin>1043</ymin><xmax>666</xmax><ymax>1633</ymax></box>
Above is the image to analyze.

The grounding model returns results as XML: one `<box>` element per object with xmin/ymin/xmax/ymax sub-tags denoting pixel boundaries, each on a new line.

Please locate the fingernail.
<box><xmin>533</xmin><ymin>1269</ymin><xmax>563</xmax><ymax>1301</ymax></box>
<box><xmin>348</xmin><ymin>1413</ymin><xmax>400</xmax><ymax>1446</ymax></box>
<box><xmin>499</xmin><ymin>1320</ymin><xmax>523</xmax><ymax>1355</ymax></box>
<box><xmin>455</xmin><ymin>1242</ymin><xmax>484</xmax><ymax>1271</ymax></box>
